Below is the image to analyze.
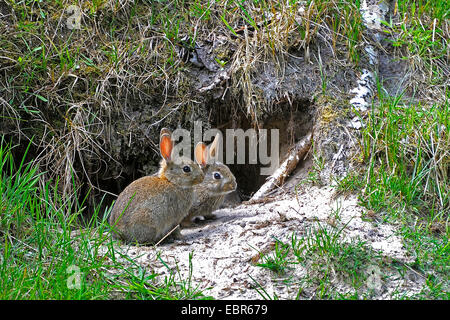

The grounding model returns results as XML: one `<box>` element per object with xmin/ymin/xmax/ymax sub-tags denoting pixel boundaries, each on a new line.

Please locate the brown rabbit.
<box><xmin>109</xmin><ymin>129</ymin><xmax>205</xmax><ymax>244</ymax></box>
<box><xmin>181</xmin><ymin>133</ymin><xmax>237</xmax><ymax>227</ymax></box>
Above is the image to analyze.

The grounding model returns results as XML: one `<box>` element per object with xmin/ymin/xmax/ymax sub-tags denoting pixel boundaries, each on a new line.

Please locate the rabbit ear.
<box><xmin>194</xmin><ymin>142</ymin><xmax>208</xmax><ymax>167</ymax></box>
<box><xmin>160</xmin><ymin>127</ymin><xmax>171</xmax><ymax>138</ymax></box>
<box><xmin>160</xmin><ymin>133</ymin><xmax>173</xmax><ymax>161</ymax></box>
<box><xmin>208</xmin><ymin>133</ymin><xmax>220</xmax><ymax>161</ymax></box>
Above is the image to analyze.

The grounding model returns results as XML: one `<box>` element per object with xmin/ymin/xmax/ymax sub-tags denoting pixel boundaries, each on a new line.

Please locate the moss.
<box><xmin>213</xmin><ymin>43</ymin><xmax>233</xmax><ymax>62</ymax></box>
<box><xmin>319</xmin><ymin>103</ymin><xmax>337</xmax><ymax>125</ymax></box>
<box><xmin>315</xmin><ymin>96</ymin><xmax>346</xmax><ymax>134</ymax></box>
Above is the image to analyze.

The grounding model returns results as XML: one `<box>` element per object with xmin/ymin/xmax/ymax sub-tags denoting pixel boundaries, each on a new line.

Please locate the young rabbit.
<box><xmin>109</xmin><ymin>129</ymin><xmax>205</xmax><ymax>244</ymax></box>
<box><xmin>181</xmin><ymin>133</ymin><xmax>237</xmax><ymax>228</ymax></box>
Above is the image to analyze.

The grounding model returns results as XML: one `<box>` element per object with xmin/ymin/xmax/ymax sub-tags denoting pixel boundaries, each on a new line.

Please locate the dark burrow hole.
<box><xmin>210</xmin><ymin>98</ymin><xmax>315</xmax><ymax>201</ymax></box>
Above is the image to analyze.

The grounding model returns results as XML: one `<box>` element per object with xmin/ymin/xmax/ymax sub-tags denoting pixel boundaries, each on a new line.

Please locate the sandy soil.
<box><xmin>103</xmin><ymin>182</ymin><xmax>425</xmax><ymax>299</ymax></box>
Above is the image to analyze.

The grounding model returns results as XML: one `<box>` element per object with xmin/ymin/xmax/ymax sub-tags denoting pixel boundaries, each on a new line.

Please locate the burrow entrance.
<box><xmin>210</xmin><ymin>98</ymin><xmax>315</xmax><ymax>200</ymax></box>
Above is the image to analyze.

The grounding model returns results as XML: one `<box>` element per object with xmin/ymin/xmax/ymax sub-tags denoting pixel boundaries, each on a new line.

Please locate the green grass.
<box><xmin>384</xmin><ymin>0</ymin><xmax>449</xmax><ymax>84</ymax></box>
<box><xmin>361</xmin><ymin>92</ymin><xmax>449</xmax><ymax>217</ymax></box>
<box><xmin>253</xmin><ymin>210</ymin><xmax>447</xmax><ymax>299</ymax></box>
<box><xmin>0</xmin><ymin>140</ymin><xmax>211</xmax><ymax>299</ymax></box>
<box><xmin>255</xmin><ymin>237</ymin><xmax>293</xmax><ymax>275</ymax></box>
<box><xmin>329</xmin><ymin>89</ymin><xmax>448</xmax><ymax>299</ymax></box>
<box><xmin>336</xmin><ymin>91</ymin><xmax>448</xmax><ymax>298</ymax></box>
<box><xmin>294</xmin><ymin>223</ymin><xmax>382</xmax><ymax>299</ymax></box>
<box><xmin>252</xmin><ymin>223</ymin><xmax>383</xmax><ymax>300</ymax></box>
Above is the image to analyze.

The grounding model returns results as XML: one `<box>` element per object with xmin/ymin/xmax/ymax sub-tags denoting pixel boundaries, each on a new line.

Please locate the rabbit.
<box><xmin>109</xmin><ymin>128</ymin><xmax>206</xmax><ymax>244</ymax></box>
<box><xmin>181</xmin><ymin>133</ymin><xmax>237</xmax><ymax>228</ymax></box>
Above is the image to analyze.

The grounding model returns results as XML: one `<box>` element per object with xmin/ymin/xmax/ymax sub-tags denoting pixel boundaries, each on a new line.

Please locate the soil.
<box><xmin>101</xmin><ymin>174</ymin><xmax>424</xmax><ymax>299</ymax></box>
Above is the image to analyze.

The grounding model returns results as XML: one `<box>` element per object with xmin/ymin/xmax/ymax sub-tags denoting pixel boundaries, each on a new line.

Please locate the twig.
<box><xmin>154</xmin><ymin>224</ymin><xmax>180</xmax><ymax>247</ymax></box>
<box><xmin>251</xmin><ymin>132</ymin><xmax>313</xmax><ymax>200</ymax></box>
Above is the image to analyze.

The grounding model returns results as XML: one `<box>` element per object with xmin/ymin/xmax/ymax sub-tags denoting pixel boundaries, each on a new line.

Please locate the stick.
<box><xmin>198</xmin><ymin>70</ymin><xmax>230</xmax><ymax>93</ymax></box>
<box><xmin>251</xmin><ymin>132</ymin><xmax>313</xmax><ymax>200</ymax></box>
<box><xmin>154</xmin><ymin>224</ymin><xmax>180</xmax><ymax>247</ymax></box>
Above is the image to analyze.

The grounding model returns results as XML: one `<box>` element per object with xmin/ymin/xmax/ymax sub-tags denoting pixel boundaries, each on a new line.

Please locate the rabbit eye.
<box><xmin>183</xmin><ymin>166</ymin><xmax>191</xmax><ymax>173</ymax></box>
<box><xmin>213</xmin><ymin>172</ymin><xmax>222</xmax><ymax>180</ymax></box>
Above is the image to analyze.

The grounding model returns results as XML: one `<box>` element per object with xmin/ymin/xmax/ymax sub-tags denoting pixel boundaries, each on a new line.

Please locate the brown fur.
<box><xmin>109</xmin><ymin>129</ymin><xmax>205</xmax><ymax>244</ymax></box>
<box><xmin>181</xmin><ymin>134</ymin><xmax>237</xmax><ymax>227</ymax></box>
